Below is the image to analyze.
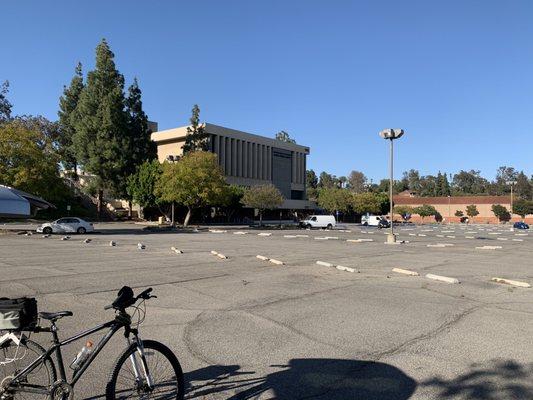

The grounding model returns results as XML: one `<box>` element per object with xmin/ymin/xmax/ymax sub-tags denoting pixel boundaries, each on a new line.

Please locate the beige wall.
<box><xmin>151</xmin><ymin>123</ymin><xmax>308</xmax><ymax>188</ymax></box>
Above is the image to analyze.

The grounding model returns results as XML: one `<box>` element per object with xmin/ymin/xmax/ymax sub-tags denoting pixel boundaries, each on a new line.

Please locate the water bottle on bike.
<box><xmin>70</xmin><ymin>340</ymin><xmax>93</xmax><ymax>370</ymax></box>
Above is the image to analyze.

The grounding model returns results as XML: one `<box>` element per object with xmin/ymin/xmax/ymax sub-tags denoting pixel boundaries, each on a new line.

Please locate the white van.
<box><xmin>361</xmin><ymin>215</ymin><xmax>385</xmax><ymax>227</ymax></box>
<box><xmin>300</xmin><ymin>215</ymin><xmax>336</xmax><ymax>229</ymax></box>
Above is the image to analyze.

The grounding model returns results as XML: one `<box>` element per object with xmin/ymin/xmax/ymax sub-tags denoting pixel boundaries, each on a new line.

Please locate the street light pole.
<box><xmin>508</xmin><ymin>180</ymin><xmax>516</xmax><ymax>230</ymax></box>
<box><xmin>379</xmin><ymin>129</ymin><xmax>404</xmax><ymax>244</ymax></box>
<box><xmin>389</xmin><ymin>138</ymin><xmax>394</xmax><ymax>239</ymax></box>
<box><xmin>448</xmin><ymin>195</ymin><xmax>451</xmax><ymax>224</ymax></box>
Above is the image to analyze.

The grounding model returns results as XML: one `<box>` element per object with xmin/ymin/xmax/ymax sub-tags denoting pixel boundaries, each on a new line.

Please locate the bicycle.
<box><xmin>0</xmin><ymin>286</ymin><xmax>185</xmax><ymax>399</ymax></box>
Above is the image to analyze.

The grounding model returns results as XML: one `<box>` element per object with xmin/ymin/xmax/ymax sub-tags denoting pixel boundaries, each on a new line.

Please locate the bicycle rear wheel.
<box><xmin>0</xmin><ymin>338</ymin><xmax>56</xmax><ymax>399</ymax></box>
<box><xmin>106</xmin><ymin>340</ymin><xmax>184</xmax><ymax>400</ymax></box>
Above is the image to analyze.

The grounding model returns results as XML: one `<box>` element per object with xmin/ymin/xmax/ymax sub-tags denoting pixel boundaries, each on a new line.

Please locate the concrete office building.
<box><xmin>152</xmin><ymin>123</ymin><xmax>315</xmax><ymax>210</ymax></box>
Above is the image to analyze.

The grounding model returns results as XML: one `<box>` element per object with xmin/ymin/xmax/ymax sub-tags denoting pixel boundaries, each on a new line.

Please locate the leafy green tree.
<box><xmin>306</xmin><ymin>169</ymin><xmax>318</xmax><ymax>189</ymax></box>
<box><xmin>0</xmin><ymin>119</ymin><xmax>67</xmax><ymax>202</ymax></box>
<box><xmin>402</xmin><ymin>169</ymin><xmax>421</xmax><ymax>193</ymax></box>
<box><xmin>73</xmin><ymin>39</ymin><xmax>129</xmax><ymax>216</ymax></box>
<box><xmin>515</xmin><ymin>171</ymin><xmax>532</xmax><ymax>200</ymax></box>
<box><xmin>414</xmin><ymin>204</ymin><xmax>438</xmax><ymax>223</ymax></box>
<box><xmin>155</xmin><ymin>152</ymin><xmax>227</xmax><ymax>226</ymax></box>
<box><xmin>465</xmin><ymin>204</ymin><xmax>479</xmax><ymax>222</ymax></box>
<box><xmin>318</xmin><ymin>172</ymin><xmax>338</xmax><ymax>189</ymax></box>
<box><xmin>126</xmin><ymin>159</ymin><xmax>162</xmax><ymax>219</ymax></box>
<box><xmin>513</xmin><ymin>199</ymin><xmax>533</xmax><ymax>218</ymax></box>
<box><xmin>454</xmin><ymin>210</ymin><xmax>464</xmax><ymax>217</ymax></box>
<box><xmin>219</xmin><ymin>184</ymin><xmax>245</xmax><ymax>222</ymax></box>
<box><xmin>352</xmin><ymin>192</ymin><xmax>383</xmax><ymax>215</ymax></box>
<box><xmin>347</xmin><ymin>170</ymin><xmax>367</xmax><ymax>193</ymax></box>
<box><xmin>275</xmin><ymin>130</ymin><xmax>296</xmax><ymax>143</ymax></box>
<box><xmin>182</xmin><ymin>104</ymin><xmax>209</xmax><ymax>153</ymax></box>
<box><xmin>241</xmin><ymin>184</ymin><xmax>284</xmax><ymax>225</ymax></box>
<box><xmin>494</xmin><ymin>166</ymin><xmax>518</xmax><ymax>194</ymax></box>
<box><xmin>452</xmin><ymin>170</ymin><xmax>489</xmax><ymax>195</ymax></box>
<box><xmin>0</xmin><ymin>81</ymin><xmax>12</xmax><ymax>123</ymax></box>
<box><xmin>58</xmin><ymin>62</ymin><xmax>84</xmax><ymax>178</ymax></box>
<box><xmin>317</xmin><ymin>188</ymin><xmax>351</xmax><ymax>214</ymax></box>
<box><xmin>491</xmin><ymin>204</ymin><xmax>511</xmax><ymax>222</ymax></box>
<box><xmin>394</xmin><ymin>205</ymin><xmax>414</xmax><ymax>221</ymax></box>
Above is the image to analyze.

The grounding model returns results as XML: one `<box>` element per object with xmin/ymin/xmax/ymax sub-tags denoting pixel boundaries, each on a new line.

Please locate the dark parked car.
<box><xmin>513</xmin><ymin>221</ymin><xmax>529</xmax><ymax>230</ymax></box>
<box><xmin>378</xmin><ymin>219</ymin><xmax>391</xmax><ymax>229</ymax></box>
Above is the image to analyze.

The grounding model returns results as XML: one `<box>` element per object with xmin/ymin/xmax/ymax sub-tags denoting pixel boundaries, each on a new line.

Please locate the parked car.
<box><xmin>300</xmin><ymin>215</ymin><xmax>336</xmax><ymax>229</ymax></box>
<box><xmin>37</xmin><ymin>217</ymin><xmax>94</xmax><ymax>234</ymax></box>
<box><xmin>513</xmin><ymin>221</ymin><xmax>529</xmax><ymax>230</ymax></box>
<box><xmin>377</xmin><ymin>219</ymin><xmax>391</xmax><ymax>229</ymax></box>
<box><xmin>361</xmin><ymin>215</ymin><xmax>387</xmax><ymax>227</ymax></box>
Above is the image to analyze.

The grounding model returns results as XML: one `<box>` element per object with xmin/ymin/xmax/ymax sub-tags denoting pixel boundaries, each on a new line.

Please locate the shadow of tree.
<box><xmin>421</xmin><ymin>359</ymin><xmax>533</xmax><ymax>399</ymax></box>
<box><xmin>186</xmin><ymin>358</ymin><xmax>416</xmax><ymax>399</ymax></box>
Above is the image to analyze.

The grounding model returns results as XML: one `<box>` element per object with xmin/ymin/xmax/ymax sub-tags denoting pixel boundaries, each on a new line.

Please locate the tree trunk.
<box><xmin>259</xmin><ymin>211</ymin><xmax>263</xmax><ymax>226</ymax></box>
<box><xmin>97</xmin><ymin>189</ymin><xmax>103</xmax><ymax>220</ymax></box>
<box><xmin>128</xmin><ymin>200</ymin><xmax>132</xmax><ymax>219</ymax></box>
<box><xmin>183</xmin><ymin>207</ymin><xmax>192</xmax><ymax>227</ymax></box>
<box><xmin>73</xmin><ymin>161</ymin><xmax>78</xmax><ymax>181</ymax></box>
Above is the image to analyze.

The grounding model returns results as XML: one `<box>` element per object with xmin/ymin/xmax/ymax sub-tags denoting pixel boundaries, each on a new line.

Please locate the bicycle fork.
<box><xmin>127</xmin><ymin>335</ymin><xmax>155</xmax><ymax>390</ymax></box>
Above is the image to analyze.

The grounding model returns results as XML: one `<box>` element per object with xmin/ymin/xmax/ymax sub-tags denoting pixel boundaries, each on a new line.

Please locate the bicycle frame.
<box><xmin>4</xmin><ymin>312</ymin><xmax>140</xmax><ymax>396</ymax></box>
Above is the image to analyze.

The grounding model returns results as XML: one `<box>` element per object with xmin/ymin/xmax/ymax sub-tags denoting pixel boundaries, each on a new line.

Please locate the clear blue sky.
<box><xmin>3</xmin><ymin>0</ymin><xmax>532</xmax><ymax>182</ymax></box>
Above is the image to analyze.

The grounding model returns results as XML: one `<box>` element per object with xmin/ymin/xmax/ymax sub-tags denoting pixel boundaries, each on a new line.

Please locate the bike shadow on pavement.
<box><xmin>185</xmin><ymin>358</ymin><xmax>417</xmax><ymax>399</ymax></box>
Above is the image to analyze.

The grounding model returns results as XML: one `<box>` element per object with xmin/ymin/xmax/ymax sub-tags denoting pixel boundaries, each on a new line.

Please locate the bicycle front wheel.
<box><xmin>106</xmin><ymin>340</ymin><xmax>184</xmax><ymax>400</ymax></box>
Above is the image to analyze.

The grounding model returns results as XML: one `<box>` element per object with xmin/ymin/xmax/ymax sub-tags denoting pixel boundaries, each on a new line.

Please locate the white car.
<box><xmin>37</xmin><ymin>217</ymin><xmax>94</xmax><ymax>234</ymax></box>
<box><xmin>300</xmin><ymin>215</ymin><xmax>336</xmax><ymax>229</ymax></box>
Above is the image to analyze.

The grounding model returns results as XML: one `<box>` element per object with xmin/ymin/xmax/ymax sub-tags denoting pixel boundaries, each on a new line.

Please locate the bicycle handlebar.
<box><xmin>104</xmin><ymin>287</ymin><xmax>155</xmax><ymax>311</ymax></box>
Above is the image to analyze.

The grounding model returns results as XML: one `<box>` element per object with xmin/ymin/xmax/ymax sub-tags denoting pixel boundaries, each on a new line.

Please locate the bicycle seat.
<box><xmin>39</xmin><ymin>311</ymin><xmax>73</xmax><ymax>321</ymax></box>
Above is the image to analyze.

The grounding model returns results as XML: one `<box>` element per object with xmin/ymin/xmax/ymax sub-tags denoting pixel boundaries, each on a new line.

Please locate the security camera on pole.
<box><xmin>379</xmin><ymin>128</ymin><xmax>404</xmax><ymax>244</ymax></box>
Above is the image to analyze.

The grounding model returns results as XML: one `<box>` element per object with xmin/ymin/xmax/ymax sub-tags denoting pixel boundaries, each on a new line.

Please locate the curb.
<box><xmin>392</xmin><ymin>268</ymin><xmax>419</xmax><ymax>276</ymax></box>
<box><xmin>491</xmin><ymin>277</ymin><xmax>531</xmax><ymax>288</ymax></box>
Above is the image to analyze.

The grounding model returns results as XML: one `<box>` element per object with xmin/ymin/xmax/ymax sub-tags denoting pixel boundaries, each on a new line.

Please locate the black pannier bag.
<box><xmin>0</xmin><ymin>297</ymin><xmax>38</xmax><ymax>330</ymax></box>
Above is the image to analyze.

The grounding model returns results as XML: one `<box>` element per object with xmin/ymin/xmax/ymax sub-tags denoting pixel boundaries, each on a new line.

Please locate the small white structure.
<box><xmin>0</xmin><ymin>185</ymin><xmax>31</xmax><ymax>217</ymax></box>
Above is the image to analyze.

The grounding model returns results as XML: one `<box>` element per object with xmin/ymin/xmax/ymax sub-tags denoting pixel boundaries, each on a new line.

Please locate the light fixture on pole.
<box><xmin>379</xmin><ymin>128</ymin><xmax>404</xmax><ymax>243</ymax></box>
<box><xmin>507</xmin><ymin>180</ymin><xmax>517</xmax><ymax>230</ymax></box>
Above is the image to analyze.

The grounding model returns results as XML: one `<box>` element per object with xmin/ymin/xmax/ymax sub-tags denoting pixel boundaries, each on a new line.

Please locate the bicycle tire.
<box><xmin>0</xmin><ymin>338</ymin><xmax>56</xmax><ymax>399</ymax></box>
<box><xmin>106</xmin><ymin>340</ymin><xmax>184</xmax><ymax>400</ymax></box>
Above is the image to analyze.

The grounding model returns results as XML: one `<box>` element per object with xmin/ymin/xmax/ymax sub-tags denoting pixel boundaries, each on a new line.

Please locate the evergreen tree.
<box><xmin>306</xmin><ymin>170</ymin><xmax>318</xmax><ymax>189</ymax></box>
<box><xmin>73</xmin><ymin>39</ymin><xmax>129</xmax><ymax>216</ymax></box>
<box><xmin>275</xmin><ymin>130</ymin><xmax>296</xmax><ymax>143</ymax></box>
<box><xmin>347</xmin><ymin>170</ymin><xmax>367</xmax><ymax>193</ymax></box>
<box><xmin>515</xmin><ymin>171</ymin><xmax>532</xmax><ymax>200</ymax></box>
<box><xmin>182</xmin><ymin>104</ymin><xmax>208</xmax><ymax>153</ymax></box>
<box><xmin>0</xmin><ymin>80</ymin><xmax>12</xmax><ymax>122</ymax></box>
<box><xmin>436</xmin><ymin>172</ymin><xmax>451</xmax><ymax>196</ymax></box>
<box><xmin>58</xmin><ymin>63</ymin><xmax>84</xmax><ymax>178</ymax></box>
<box><xmin>119</xmin><ymin>78</ymin><xmax>157</xmax><ymax>215</ymax></box>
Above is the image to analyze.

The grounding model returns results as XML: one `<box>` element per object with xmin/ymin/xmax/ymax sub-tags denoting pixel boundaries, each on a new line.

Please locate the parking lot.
<box><xmin>1</xmin><ymin>222</ymin><xmax>532</xmax><ymax>399</ymax></box>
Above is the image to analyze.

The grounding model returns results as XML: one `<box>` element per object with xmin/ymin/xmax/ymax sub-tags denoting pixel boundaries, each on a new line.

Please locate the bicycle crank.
<box><xmin>51</xmin><ymin>381</ymin><xmax>74</xmax><ymax>400</ymax></box>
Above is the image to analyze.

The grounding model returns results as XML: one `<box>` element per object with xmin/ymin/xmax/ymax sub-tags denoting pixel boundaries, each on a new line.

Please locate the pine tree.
<box><xmin>0</xmin><ymin>81</ymin><xmax>12</xmax><ymax>122</ymax></box>
<box><xmin>73</xmin><ymin>39</ymin><xmax>129</xmax><ymax>217</ymax></box>
<box><xmin>58</xmin><ymin>63</ymin><xmax>84</xmax><ymax>179</ymax></box>
<box><xmin>182</xmin><ymin>104</ymin><xmax>209</xmax><ymax>153</ymax></box>
<box><xmin>120</xmin><ymin>77</ymin><xmax>157</xmax><ymax>216</ymax></box>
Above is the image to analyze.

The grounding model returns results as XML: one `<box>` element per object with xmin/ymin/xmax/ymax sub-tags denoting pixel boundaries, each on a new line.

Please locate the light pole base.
<box><xmin>386</xmin><ymin>233</ymin><xmax>397</xmax><ymax>244</ymax></box>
